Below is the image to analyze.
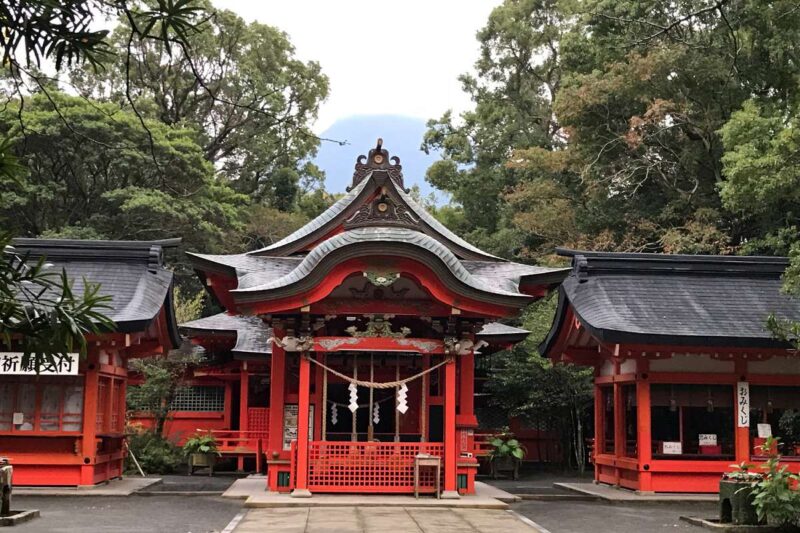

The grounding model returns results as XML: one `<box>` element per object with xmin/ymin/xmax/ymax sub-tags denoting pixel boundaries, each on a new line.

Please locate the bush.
<box><xmin>125</xmin><ymin>430</ymin><xmax>182</xmax><ymax>475</ymax></box>
<box><xmin>182</xmin><ymin>432</ymin><xmax>220</xmax><ymax>456</ymax></box>
<box><xmin>752</xmin><ymin>436</ymin><xmax>800</xmax><ymax>527</ymax></box>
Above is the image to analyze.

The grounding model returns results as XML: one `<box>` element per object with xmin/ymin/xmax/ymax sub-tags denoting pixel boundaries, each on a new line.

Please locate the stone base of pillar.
<box><xmin>290</xmin><ymin>488</ymin><xmax>313</xmax><ymax>498</ymax></box>
<box><xmin>440</xmin><ymin>490</ymin><xmax>461</xmax><ymax>500</ymax></box>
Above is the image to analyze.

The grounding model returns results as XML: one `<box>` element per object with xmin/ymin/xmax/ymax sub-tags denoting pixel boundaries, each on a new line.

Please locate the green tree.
<box><xmin>0</xmin><ymin>90</ymin><xmax>247</xmax><ymax>285</ymax></box>
<box><xmin>422</xmin><ymin>0</ymin><xmax>568</xmax><ymax>259</ymax></box>
<box><xmin>71</xmin><ymin>1</ymin><xmax>330</xmax><ymax>208</ymax></box>
<box><xmin>485</xmin><ymin>297</ymin><xmax>594</xmax><ymax>472</ymax></box>
<box><xmin>0</xmin><ymin>1</ymin><xmax>209</xmax><ymax>372</ymax></box>
<box><xmin>128</xmin><ymin>351</ymin><xmax>202</xmax><ymax>437</ymax></box>
<box><xmin>430</xmin><ymin>0</ymin><xmax>800</xmax><ymax>258</ymax></box>
<box><xmin>0</xmin><ymin>142</ymin><xmax>113</xmax><ymax>372</ymax></box>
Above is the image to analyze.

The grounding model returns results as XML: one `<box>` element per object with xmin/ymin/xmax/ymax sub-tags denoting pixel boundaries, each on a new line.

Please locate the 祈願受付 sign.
<box><xmin>0</xmin><ymin>352</ymin><xmax>79</xmax><ymax>375</ymax></box>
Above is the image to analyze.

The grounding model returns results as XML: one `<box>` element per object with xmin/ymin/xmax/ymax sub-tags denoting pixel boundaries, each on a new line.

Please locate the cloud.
<box><xmin>212</xmin><ymin>0</ymin><xmax>499</xmax><ymax>132</ymax></box>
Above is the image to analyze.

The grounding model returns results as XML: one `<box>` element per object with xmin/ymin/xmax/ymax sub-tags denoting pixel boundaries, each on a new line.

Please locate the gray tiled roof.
<box><xmin>9</xmin><ymin>238</ymin><xmax>181</xmax><ymax>346</ymax></box>
<box><xmin>180</xmin><ymin>313</ymin><xmax>272</xmax><ymax>356</ymax></box>
<box><xmin>186</xmin><ymin>252</ymin><xmax>302</xmax><ymax>289</ymax></box>
<box><xmin>232</xmin><ymin>227</ymin><xmax>549</xmax><ymax>302</ymax></box>
<box><xmin>541</xmin><ymin>249</ymin><xmax>800</xmax><ymax>351</ymax></box>
<box><xmin>463</xmin><ymin>261</ymin><xmax>567</xmax><ymax>294</ymax></box>
<box><xmin>246</xmin><ymin>172</ymin><xmax>499</xmax><ymax>261</ymax></box>
<box><xmin>248</xmin><ymin>178</ymin><xmax>371</xmax><ymax>255</ymax></box>
<box><xmin>395</xmin><ymin>186</ymin><xmax>500</xmax><ymax>260</ymax></box>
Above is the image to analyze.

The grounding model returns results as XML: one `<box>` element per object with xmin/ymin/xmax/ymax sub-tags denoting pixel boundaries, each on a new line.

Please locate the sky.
<box><xmin>212</xmin><ymin>0</ymin><xmax>501</xmax><ymax>133</ymax></box>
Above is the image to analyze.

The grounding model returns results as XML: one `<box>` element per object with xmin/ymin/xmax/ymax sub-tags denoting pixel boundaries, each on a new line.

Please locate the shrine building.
<box><xmin>184</xmin><ymin>141</ymin><xmax>566</xmax><ymax>497</ymax></box>
<box><xmin>541</xmin><ymin>249</ymin><xmax>800</xmax><ymax>493</ymax></box>
<box><xmin>0</xmin><ymin>239</ymin><xmax>180</xmax><ymax>486</ymax></box>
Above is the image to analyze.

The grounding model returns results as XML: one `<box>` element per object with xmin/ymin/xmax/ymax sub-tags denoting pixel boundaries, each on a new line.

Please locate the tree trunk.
<box><xmin>573</xmin><ymin>406</ymin><xmax>586</xmax><ymax>474</ymax></box>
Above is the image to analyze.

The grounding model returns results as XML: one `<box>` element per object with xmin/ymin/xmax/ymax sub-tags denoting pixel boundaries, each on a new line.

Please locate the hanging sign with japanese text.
<box><xmin>736</xmin><ymin>381</ymin><xmax>750</xmax><ymax>428</ymax></box>
<box><xmin>282</xmin><ymin>404</ymin><xmax>314</xmax><ymax>451</ymax></box>
<box><xmin>698</xmin><ymin>434</ymin><xmax>717</xmax><ymax>446</ymax></box>
<box><xmin>0</xmin><ymin>352</ymin><xmax>79</xmax><ymax>375</ymax></box>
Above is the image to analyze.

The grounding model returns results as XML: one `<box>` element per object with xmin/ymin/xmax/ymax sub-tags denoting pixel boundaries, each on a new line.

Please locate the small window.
<box><xmin>0</xmin><ymin>378</ymin><xmax>83</xmax><ymax>433</ymax></box>
<box><xmin>171</xmin><ymin>386</ymin><xmax>225</xmax><ymax>411</ymax></box>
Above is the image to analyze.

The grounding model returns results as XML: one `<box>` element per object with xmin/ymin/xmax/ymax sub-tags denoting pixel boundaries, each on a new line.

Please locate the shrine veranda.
<box><xmin>4</xmin><ymin>142</ymin><xmax>800</xmax><ymax>495</ymax></box>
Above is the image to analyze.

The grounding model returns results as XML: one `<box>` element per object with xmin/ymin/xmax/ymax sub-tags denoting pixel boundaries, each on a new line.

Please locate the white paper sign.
<box><xmin>282</xmin><ymin>404</ymin><xmax>314</xmax><ymax>451</ymax></box>
<box><xmin>12</xmin><ymin>412</ymin><xmax>23</xmax><ymax>425</ymax></box>
<box><xmin>757</xmin><ymin>424</ymin><xmax>772</xmax><ymax>438</ymax></box>
<box><xmin>0</xmin><ymin>352</ymin><xmax>79</xmax><ymax>375</ymax></box>
<box><xmin>698</xmin><ymin>434</ymin><xmax>717</xmax><ymax>446</ymax></box>
<box><xmin>736</xmin><ymin>382</ymin><xmax>750</xmax><ymax>428</ymax></box>
<box><xmin>662</xmin><ymin>442</ymin><xmax>682</xmax><ymax>455</ymax></box>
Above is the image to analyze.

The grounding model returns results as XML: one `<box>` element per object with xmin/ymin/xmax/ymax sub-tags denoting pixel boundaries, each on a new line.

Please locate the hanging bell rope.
<box><xmin>303</xmin><ymin>354</ymin><xmax>451</xmax><ymax>389</ymax></box>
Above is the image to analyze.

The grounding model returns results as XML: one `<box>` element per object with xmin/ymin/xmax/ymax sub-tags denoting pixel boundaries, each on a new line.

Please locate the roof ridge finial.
<box><xmin>349</xmin><ymin>138</ymin><xmax>406</xmax><ymax>192</ymax></box>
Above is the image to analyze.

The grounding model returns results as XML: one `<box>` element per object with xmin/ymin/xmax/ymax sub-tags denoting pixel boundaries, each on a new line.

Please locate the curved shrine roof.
<box><xmin>187</xmin><ymin>141</ymin><xmax>568</xmax><ymax>314</ymax></box>
<box><xmin>9</xmin><ymin>238</ymin><xmax>181</xmax><ymax>347</ymax></box>
<box><xmin>540</xmin><ymin>248</ymin><xmax>800</xmax><ymax>353</ymax></box>
<box><xmin>181</xmin><ymin>312</ymin><xmax>272</xmax><ymax>357</ymax></box>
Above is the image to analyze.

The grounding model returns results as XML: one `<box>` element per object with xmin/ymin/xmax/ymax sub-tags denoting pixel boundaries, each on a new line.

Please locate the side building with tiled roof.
<box><xmin>541</xmin><ymin>248</ymin><xmax>800</xmax><ymax>494</ymax></box>
<box><xmin>2</xmin><ymin>238</ymin><xmax>181</xmax><ymax>486</ymax></box>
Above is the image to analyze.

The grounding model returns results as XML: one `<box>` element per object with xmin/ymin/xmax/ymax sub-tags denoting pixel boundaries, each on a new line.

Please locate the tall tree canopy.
<box><xmin>427</xmin><ymin>0</ymin><xmax>800</xmax><ymax>462</ymax></box>
<box><xmin>422</xmin><ymin>0</ymin><xmax>567</xmax><ymax>259</ymax></box>
<box><xmin>0</xmin><ymin>90</ymin><xmax>247</xmax><ymax>284</ymax></box>
<box><xmin>70</xmin><ymin>1</ymin><xmax>330</xmax><ymax>209</ymax></box>
<box><xmin>426</xmin><ymin>0</ymin><xmax>800</xmax><ymax>260</ymax></box>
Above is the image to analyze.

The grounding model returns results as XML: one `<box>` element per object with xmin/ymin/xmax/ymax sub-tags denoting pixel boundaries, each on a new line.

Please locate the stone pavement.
<box><xmin>223</xmin><ymin>477</ymin><xmax>515</xmax><ymax>509</ymax></box>
<box><xmin>230</xmin><ymin>507</ymin><xmax>545</xmax><ymax>533</ymax></box>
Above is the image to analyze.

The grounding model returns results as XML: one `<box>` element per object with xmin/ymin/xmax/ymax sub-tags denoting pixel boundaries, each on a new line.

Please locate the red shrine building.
<box><xmin>0</xmin><ymin>239</ymin><xmax>180</xmax><ymax>486</ymax></box>
<box><xmin>182</xmin><ymin>142</ymin><xmax>566</xmax><ymax>497</ymax></box>
<box><xmin>541</xmin><ymin>249</ymin><xmax>800</xmax><ymax>493</ymax></box>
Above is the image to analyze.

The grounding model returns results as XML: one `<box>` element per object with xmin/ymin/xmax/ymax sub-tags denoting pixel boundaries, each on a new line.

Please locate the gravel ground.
<box><xmin>10</xmin><ymin>495</ymin><xmax>243</xmax><ymax>533</ymax></box>
<box><xmin>138</xmin><ymin>474</ymin><xmax>242</xmax><ymax>493</ymax></box>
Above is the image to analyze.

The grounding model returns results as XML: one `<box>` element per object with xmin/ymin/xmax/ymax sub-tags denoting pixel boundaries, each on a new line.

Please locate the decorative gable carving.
<box><xmin>343</xmin><ymin>191</ymin><xmax>419</xmax><ymax>229</ymax></box>
<box><xmin>350</xmin><ymin>138</ymin><xmax>407</xmax><ymax>192</ymax></box>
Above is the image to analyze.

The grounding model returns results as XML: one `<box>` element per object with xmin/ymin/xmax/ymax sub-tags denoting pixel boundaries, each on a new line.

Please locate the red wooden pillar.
<box><xmin>291</xmin><ymin>353</ymin><xmax>312</xmax><ymax>498</ymax></box>
<box><xmin>613</xmin><ymin>381</ymin><xmax>624</xmax><ymax>487</ymax></box>
<box><xmin>314</xmin><ymin>357</ymin><xmax>323</xmax><ymax>441</ymax></box>
<box><xmin>238</xmin><ymin>362</ymin><xmax>249</xmax><ymax>471</ymax></box>
<box><xmin>636</xmin><ymin>362</ymin><xmax>652</xmax><ymax>492</ymax></box>
<box><xmin>442</xmin><ymin>356</ymin><xmax>459</xmax><ymax>499</ymax></box>
<box><xmin>268</xmin><ymin>330</ymin><xmax>286</xmax><ymax>454</ymax></box>
<box><xmin>593</xmin><ymin>382</ymin><xmax>602</xmax><ymax>482</ymax></box>
<box><xmin>80</xmin><ymin>350</ymin><xmax>99</xmax><ymax>486</ymax></box>
<box><xmin>457</xmin><ymin>350</ymin><xmax>477</xmax><ymax>427</ymax></box>
<box><xmin>267</xmin><ymin>327</ymin><xmax>286</xmax><ymax>492</ymax></box>
<box><xmin>223</xmin><ymin>381</ymin><xmax>233</xmax><ymax>428</ymax></box>
<box><xmin>734</xmin><ymin>359</ymin><xmax>750</xmax><ymax>463</ymax></box>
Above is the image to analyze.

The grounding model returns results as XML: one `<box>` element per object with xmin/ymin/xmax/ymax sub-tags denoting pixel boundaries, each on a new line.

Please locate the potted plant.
<box><xmin>488</xmin><ymin>430</ymin><xmax>525</xmax><ymax>480</ymax></box>
<box><xmin>183</xmin><ymin>432</ymin><xmax>220</xmax><ymax>476</ymax></box>
<box><xmin>720</xmin><ymin>461</ymin><xmax>763</xmax><ymax>525</ymax></box>
<box><xmin>778</xmin><ymin>410</ymin><xmax>800</xmax><ymax>455</ymax></box>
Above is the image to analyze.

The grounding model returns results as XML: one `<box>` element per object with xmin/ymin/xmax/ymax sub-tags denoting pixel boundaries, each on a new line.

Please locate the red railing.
<box><xmin>473</xmin><ymin>433</ymin><xmax>494</xmax><ymax>457</ymax></box>
<box><xmin>303</xmin><ymin>441</ymin><xmax>444</xmax><ymax>493</ymax></box>
<box><xmin>246</xmin><ymin>408</ymin><xmax>270</xmax><ymax>442</ymax></box>
<box><xmin>204</xmin><ymin>430</ymin><xmax>266</xmax><ymax>472</ymax></box>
